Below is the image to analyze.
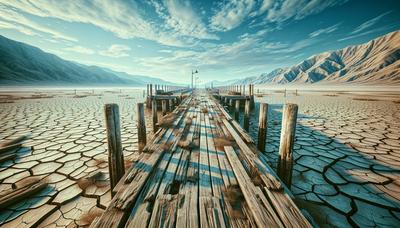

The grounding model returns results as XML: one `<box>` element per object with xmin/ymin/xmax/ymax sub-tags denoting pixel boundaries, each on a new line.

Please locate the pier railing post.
<box><xmin>104</xmin><ymin>104</ymin><xmax>125</xmax><ymax>195</ymax></box>
<box><xmin>162</xmin><ymin>100</ymin><xmax>167</xmax><ymax>116</ymax></box>
<box><xmin>137</xmin><ymin>103</ymin><xmax>146</xmax><ymax>153</ymax></box>
<box><xmin>234</xmin><ymin>100</ymin><xmax>240</xmax><ymax>121</ymax></box>
<box><xmin>257</xmin><ymin>103</ymin><xmax>268</xmax><ymax>152</ymax></box>
<box><xmin>148</xmin><ymin>84</ymin><xmax>153</xmax><ymax>109</ymax></box>
<box><xmin>244</xmin><ymin>99</ymin><xmax>250</xmax><ymax>131</ymax></box>
<box><xmin>277</xmin><ymin>103</ymin><xmax>298</xmax><ymax>188</ymax></box>
<box><xmin>152</xmin><ymin>99</ymin><xmax>158</xmax><ymax>133</ymax></box>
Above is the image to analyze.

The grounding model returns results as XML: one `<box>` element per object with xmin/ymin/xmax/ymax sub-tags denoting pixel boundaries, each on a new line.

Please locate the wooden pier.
<box><xmin>92</xmin><ymin>87</ymin><xmax>312</xmax><ymax>227</ymax></box>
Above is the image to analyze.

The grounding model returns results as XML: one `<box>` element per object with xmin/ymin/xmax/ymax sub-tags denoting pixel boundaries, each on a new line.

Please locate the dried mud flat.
<box><xmin>0</xmin><ymin>88</ymin><xmax>399</xmax><ymax>227</ymax></box>
<box><xmin>0</xmin><ymin>89</ymin><xmax>151</xmax><ymax>227</ymax></box>
<box><xmin>244</xmin><ymin>91</ymin><xmax>400</xmax><ymax>227</ymax></box>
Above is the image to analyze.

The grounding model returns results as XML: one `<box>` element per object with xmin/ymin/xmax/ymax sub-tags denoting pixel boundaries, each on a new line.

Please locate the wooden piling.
<box><xmin>250</xmin><ymin>84</ymin><xmax>255</xmax><ymax>109</ymax></box>
<box><xmin>277</xmin><ymin>103</ymin><xmax>298</xmax><ymax>188</ymax></box>
<box><xmin>257</xmin><ymin>103</ymin><xmax>268</xmax><ymax>152</ymax></box>
<box><xmin>152</xmin><ymin>99</ymin><xmax>158</xmax><ymax>133</ymax></box>
<box><xmin>104</xmin><ymin>104</ymin><xmax>125</xmax><ymax>195</ymax></box>
<box><xmin>244</xmin><ymin>99</ymin><xmax>250</xmax><ymax>131</ymax></box>
<box><xmin>137</xmin><ymin>103</ymin><xmax>146</xmax><ymax>153</ymax></box>
<box><xmin>162</xmin><ymin>100</ymin><xmax>167</xmax><ymax>116</ymax></box>
<box><xmin>234</xmin><ymin>100</ymin><xmax>240</xmax><ymax>121</ymax></box>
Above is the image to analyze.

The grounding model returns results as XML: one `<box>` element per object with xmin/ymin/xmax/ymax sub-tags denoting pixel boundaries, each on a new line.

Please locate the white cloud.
<box><xmin>265</xmin><ymin>0</ymin><xmax>347</xmax><ymax>23</ymax></box>
<box><xmin>338</xmin><ymin>24</ymin><xmax>396</xmax><ymax>42</ymax></box>
<box><xmin>0</xmin><ymin>20</ymin><xmax>38</xmax><ymax>36</ymax></box>
<box><xmin>0</xmin><ymin>4</ymin><xmax>77</xmax><ymax>42</ymax></box>
<box><xmin>159</xmin><ymin>49</ymin><xmax>173</xmax><ymax>53</ymax></box>
<box><xmin>163</xmin><ymin>0</ymin><xmax>218</xmax><ymax>40</ymax></box>
<box><xmin>0</xmin><ymin>0</ymin><xmax>185</xmax><ymax>46</ymax></box>
<box><xmin>350</xmin><ymin>11</ymin><xmax>391</xmax><ymax>35</ymax></box>
<box><xmin>309</xmin><ymin>23</ymin><xmax>341</xmax><ymax>37</ymax></box>
<box><xmin>99</xmin><ymin>44</ymin><xmax>131</xmax><ymax>58</ymax></box>
<box><xmin>64</xmin><ymin>45</ymin><xmax>95</xmax><ymax>54</ymax></box>
<box><xmin>210</xmin><ymin>0</ymin><xmax>256</xmax><ymax>31</ymax></box>
<box><xmin>259</xmin><ymin>0</ymin><xmax>273</xmax><ymax>15</ymax></box>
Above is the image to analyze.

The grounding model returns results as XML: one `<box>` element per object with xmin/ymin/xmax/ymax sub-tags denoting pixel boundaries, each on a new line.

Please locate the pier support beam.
<box><xmin>257</xmin><ymin>103</ymin><xmax>268</xmax><ymax>152</ymax></box>
<box><xmin>137</xmin><ymin>103</ymin><xmax>146</xmax><ymax>153</ymax></box>
<box><xmin>152</xmin><ymin>99</ymin><xmax>158</xmax><ymax>133</ymax></box>
<box><xmin>277</xmin><ymin>103</ymin><xmax>298</xmax><ymax>188</ymax></box>
<box><xmin>104</xmin><ymin>104</ymin><xmax>125</xmax><ymax>196</ymax></box>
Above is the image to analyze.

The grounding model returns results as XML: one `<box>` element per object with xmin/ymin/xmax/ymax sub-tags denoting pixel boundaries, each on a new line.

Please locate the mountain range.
<box><xmin>235</xmin><ymin>30</ymin><xmax>400</xmax><ymax>85</ymax></box>
<box><xmin>1</xmin><ymin>30</ymin><xmax>399</xmax><ymax>86</ymax></box>
<box><xmin>0</xmin><ymin>35</ymin><xmax>174</xmax><ymax>86</ymax></box>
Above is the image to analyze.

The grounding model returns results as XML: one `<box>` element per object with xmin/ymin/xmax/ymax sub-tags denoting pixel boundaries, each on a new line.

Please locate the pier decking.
<box><xmin>91</xmin><ymin>90</ymin><xmax>312</xmax><ymax>227</ymax></box>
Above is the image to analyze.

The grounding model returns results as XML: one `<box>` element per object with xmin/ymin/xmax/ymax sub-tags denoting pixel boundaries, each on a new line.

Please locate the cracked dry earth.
<box><xmin>0</xmin><ymin>89</ymin><xmax>151</xmax><ymax>227</ymax></box>
<box><xmin>241</xmin><ymin>91</ymin><xmax>400</xmax><ymax>227</ymax></box>
<box><xmin>1</xmin><ymin>89</ymin><xmax>399</xmax><ymax>228</ymax></box>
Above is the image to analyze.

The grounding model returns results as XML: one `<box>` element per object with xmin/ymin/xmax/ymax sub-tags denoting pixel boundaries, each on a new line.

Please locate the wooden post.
<box><xmin>235</xmin><ymin>100</ymin><xmax>240</xmax><ymax>121</ymax></box>
<box><xmin>148</xmin><ymin>84</ymin><xmax>153</xmax><ymax>109</ymax></box>
<box><xmin>277</xmin><ymin>103</ymin><xmax>298</xmax><ymax>188</ymax></box>
<box><xmin>169</xmin><ymin>99</ymin><xmax>173</xmax><ymax>111</ymax></box>
<box><xmin>143</xmin><ymin>90</ymin><xmax>145</xmax><ymax>98</ymax></box>
<box><xmin>257</xmin><ymin>103</ymin><xmax>268</xmax><ymax>152</ymax></box>
<box><xmin>244</xmin><ymin>99</ymin><xmax>250</xmax><ymax>131</ymax></box>
<box><xmin>137</xmin><ymin>103</ymin><xmax>146</xmax><ymax>153</ymax></box>
<box><xmin>147</xmin><ymin>84</ymin><xmax>149</xmax><ymax>96</ymax></box>
<box><xmin>152</xmin><ymin>99</ymin><xmax>158</xmax><ymax>133</ymax></box>
<box><xmin>284</xmin><ymin>89</ymin><xmax>287</xmax><ymax>97</ymax></box>
<box><xmin>104</xmin><ymin>104</ymin><xmax>125</xmax><ymax>195</ymax></box>
<box><xmin>162</xmin><ymin>100</ymin><xmax>167</xmax><ymax>116</ymax></box>
<box><xmin>250</xmin><ymin>84</ymin><xmax>255</xmax><ymax>109</ymax></box>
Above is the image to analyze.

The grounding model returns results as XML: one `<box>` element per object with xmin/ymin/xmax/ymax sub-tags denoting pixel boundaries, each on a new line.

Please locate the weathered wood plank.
<box><xmin>224</xmin><ymin>146</ymin><xmax>282</xmax><ymax>227</ymax></box>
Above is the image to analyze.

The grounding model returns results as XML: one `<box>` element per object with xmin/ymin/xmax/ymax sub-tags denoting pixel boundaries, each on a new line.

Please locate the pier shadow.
<box><xmin>231</xmin><ymin>101</ymin><xmax>400</xmax><ymax>227</ymax></box>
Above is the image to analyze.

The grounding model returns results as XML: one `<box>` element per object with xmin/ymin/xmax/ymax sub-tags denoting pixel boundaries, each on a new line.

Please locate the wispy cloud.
<box><xmin>0</xmin><ymin>0</ymin><xmax>184</xmax><ymax>46</ymax></box>
<box><xmin>0</xmin><ymin>20</ymin><xmax>38</xmax><ymax>36</ymax></box>
<box><xmin>210</xmin><ymin>0</ymin><xmax>256</xmax><ymax>31</ymax></box>
<box><xmin>265</xmin><ymin>0</ymin><xmax>347</xmax><ymax>23</ymax></box>
<box><xmin>309</xmin><ymin>23</ymin><xmax>341</xmax><ymax>37</ymax></box>
<box><xmin>64</xmin><ymin>45</ymin><xmax>95</xmax><ymax>54</ymax></box>
<box><xmin>338</xmin><ymin>24</ymin><xmax>396</xmax><ymax>42</ymax></box>
<box><xmin>350</xmin><ymin>11</ymin><xmax>391</xmax><ymax>34</ymax></box>
<box><xmin>269</xmin><ymin>38</ymin><xmax>318</xmax><ymax>54</ymax></box>
<box><xmin>99</xmin><ymin>44</ymin><xmax>131</xmax><ymax>58</ymax></box>
<box><xmin>0</xmin><ymin>4</ymin><xmax>77</xmax><ymax>42</ymax></box>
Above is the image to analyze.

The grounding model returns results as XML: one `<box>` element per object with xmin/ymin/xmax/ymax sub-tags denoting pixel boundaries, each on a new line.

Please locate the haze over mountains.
<box><xmin>235</xmin><ymin>31</ymin><xmax>400</xmax><ymax>85</ymax></box>
<box><xmin>0</xmin><ymin>35</ymin><xmax>174</xmax><ymax>86</ymax></box>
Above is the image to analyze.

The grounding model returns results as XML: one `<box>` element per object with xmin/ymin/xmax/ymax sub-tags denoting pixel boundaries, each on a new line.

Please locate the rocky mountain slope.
<box><xmin>236</xmin><ymin>30</ymin><xmax>400</xmax><ymax>85</ymax></box>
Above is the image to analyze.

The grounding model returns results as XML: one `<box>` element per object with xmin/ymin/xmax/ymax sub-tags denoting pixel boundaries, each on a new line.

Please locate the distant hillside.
<box><xmin>0</xmin><ymin>35</ymin><xmax>174</xmax><ymax>86</ymax></box>
<box><xmin>236</xmin><ymin>30</ymin><xmax>400</xmax><ymax>85</ymax></box>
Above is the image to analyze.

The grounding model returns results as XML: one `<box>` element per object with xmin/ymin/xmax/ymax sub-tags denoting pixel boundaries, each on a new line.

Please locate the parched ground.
<box><xmin>0</xmin><ymin>88</ymin><xmax>399</xmax><ymax>227</ymax></box>
<box><xmin>0</xmin><ymin>89</ymin><xmax>151</xmax><ymax>227</ymax></box>
<box><xmin>245</xmin><ymin>91</ymin><xmax>400</xmax><ymax>227</ymax></box>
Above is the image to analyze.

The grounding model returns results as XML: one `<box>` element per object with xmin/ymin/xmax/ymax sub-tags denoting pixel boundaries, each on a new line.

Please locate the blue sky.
<box><xmin>0</xmin><ymin>0</ymin><xmax>399</xmax><ymax>83</ymax></box>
